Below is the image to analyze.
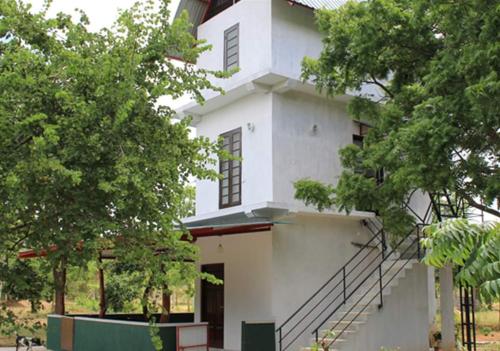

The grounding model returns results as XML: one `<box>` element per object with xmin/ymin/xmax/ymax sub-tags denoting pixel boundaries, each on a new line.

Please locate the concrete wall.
<box><xmin>271</xmin><ymin>0</ymin><xmax>323</xmax><ymax>80</ymax></box>
<box><xmin>271</xmin><ymin>215</ymin><xmax>371</xmax><ymax>325</ymax></box>
<box><xmin>194</xmin><ymin>231</ymin><xmax>273</xmax><ymax>350</ymax></box>
<box><xmin>272</xmin><ymin>91</ymin><xmax>358</xmax><ymax>206</ymax></box>
<box><xmin>197</xmin><ymin>0</ymin><xmax>272</xmax><ymax>91</ymax></box>
<box><xmin>194</xmin><ymin>92</ymin><xmax>273</xmax><ymax>215</ymax></box>
<box><xmin>341</xmin><ymin>263</ymin><xmax>435</xmax><ymax>351</ymax></box>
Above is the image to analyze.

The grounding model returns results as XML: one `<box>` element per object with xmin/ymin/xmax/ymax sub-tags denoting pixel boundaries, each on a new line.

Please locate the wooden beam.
<box><xmin>98</xmin><ymin>253</ymin><xmax>106</xmax><ymax>318</ymax></box>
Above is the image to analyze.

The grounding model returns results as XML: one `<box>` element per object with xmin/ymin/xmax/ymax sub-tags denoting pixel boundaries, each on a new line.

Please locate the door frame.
<box><xmin>201</xmin><ymin>263</ymin><xmax>225</xmax><ymax>349</ymax></box>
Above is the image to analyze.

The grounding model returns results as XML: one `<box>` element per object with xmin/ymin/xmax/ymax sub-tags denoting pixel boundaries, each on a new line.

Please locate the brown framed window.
<box><xmin>224</xmin><ymin>24</ymin><xmax>239</xmax><ymax>71</ymax></box>
<box><xmin>219</xmin><ymin>128</ymin><xmax>242</xmax><ymax>208</ymax></box>
<box><xmin>352</xmin><ymin>134</ymin><xmax>384</xmax><ymax>185</ymax></box>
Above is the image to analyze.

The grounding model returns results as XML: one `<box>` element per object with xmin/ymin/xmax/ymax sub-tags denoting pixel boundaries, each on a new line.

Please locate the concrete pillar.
<box><xmin>440</xmin><ymin>265</ymin><xmax>455</xmax><ymax>351</ymax></box>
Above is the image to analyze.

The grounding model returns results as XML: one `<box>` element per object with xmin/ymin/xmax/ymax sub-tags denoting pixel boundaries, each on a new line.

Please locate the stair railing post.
<box><xmin>417</xmin><ymin>226</ymin><xmax>421</xmax><ymax>259</ymax></box>
<box><xmin>381</xmin><ymin>230</ymin><xmax>386</xmax><ymax>259</ymax></box>
<box><xmin>278</xmin><ymin>328</ymin><xmax>282</xmax><ymax>351</ymax></box>
<box><xmin>342</xmin><ymin>267</ymin><xmax>346</xmax><ymax>304</ymax></box>
<box><xmin>378</xmin><ymin>264</ymin><xmax>383</xmax><ymax>308</ymax></box>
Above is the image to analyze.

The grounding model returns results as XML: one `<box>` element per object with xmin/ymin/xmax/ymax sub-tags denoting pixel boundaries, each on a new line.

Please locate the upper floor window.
<box><xmin>224</xmin><ymin>24</ymin><xmax>239</xmax><ymax>71</ymax></box>
<box><xmin>219</xmin><ymin>128</ymin><xmax>242</xmax><ymax>208</ymax></box>
<box><xmin>352</xmin><ymin>133</ymin><xmax>384</xmax><ymax>185</ymax></box>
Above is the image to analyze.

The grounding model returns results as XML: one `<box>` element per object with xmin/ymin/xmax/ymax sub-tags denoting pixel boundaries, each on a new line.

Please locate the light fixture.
<box><xmin>247</xmin><ymin>122</ymin><xmax>255</xmax><ymax>132</ymax></box>
<box><xmin>217</xmin><ymin>236</ymin><xmax>224</xmax><ymax>253</ymax></box>
<box><xmin>311</xmin><ymin>124</ymin><xmax>318</xmax><ymax>135</ymax></box>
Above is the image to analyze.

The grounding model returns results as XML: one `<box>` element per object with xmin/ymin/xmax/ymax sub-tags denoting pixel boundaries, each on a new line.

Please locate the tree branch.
<box><xmin>463</xmin><ymin>194</ymin><xmax>500</xmax><ymax>218</ymax></box>
<box><xmin>363</xmin><ymin>74</ymin><xmax>394</xmax><ymax>99</ymax></box>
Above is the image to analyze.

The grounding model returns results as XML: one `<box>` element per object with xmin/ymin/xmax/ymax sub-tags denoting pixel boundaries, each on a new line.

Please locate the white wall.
<box><xmin>271</xmin><ymin>0</ymin><xmax>323</xmax><ymax>80</ymax></box>
<box><xmin>272</xmin><ymin>91</ymin><xmax>358</xmax><ymax>206</ymax></box>
<box><xmin>272</xmin><ymin>215</ymin><xmax>372</xmax><ymax>326</ymax></box>
<box><xmin>194</xmin><ymin>232</ymin><xmax>273</xmax><ymax>350</ymax></box>
<box><xmin>341</xmin><ymin>264</ymin><xmax>435</xmax><ymax>351</ymax></box>
<box><xmin>195</xmin><ymin>92</ymin><xmax>273</xmax><ymax>215</ymax></box>
<box><xmin>197</xmin><ymin>0</ymin><xmax>272</xmax><ymax>91</ymax></box>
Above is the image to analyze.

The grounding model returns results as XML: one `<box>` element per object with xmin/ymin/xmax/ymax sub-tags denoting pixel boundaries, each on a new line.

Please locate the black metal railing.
<box><xmin>275</xmin><ymin>224</ymin><xmax>387</xmax><ymax>351</ymax></box>
<box><xmin>316</xmin><ymin>227</ymin><xmax>424</xmax><ymax>348</ymax></box>
<box><xmin>276</xmin><ymin>196</ymin><xmax>434</xmax><ymax>351</ymax></box>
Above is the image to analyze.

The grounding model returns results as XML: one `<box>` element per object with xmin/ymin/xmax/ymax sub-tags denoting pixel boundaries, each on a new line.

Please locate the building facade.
<box><xmin>175</xmin><ymin>1</ymin><xmax>436</xmax><ymax>350</ymax></box>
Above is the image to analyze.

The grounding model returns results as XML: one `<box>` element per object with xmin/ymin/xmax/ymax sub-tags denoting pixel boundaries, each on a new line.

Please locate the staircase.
<box><xmin>302</xmin><ymin>258</ymin><xmax>419</xmax><ymax>351</ymax></box>
<box><xmin>275</xmin><ymin>206</ymin><xmax>432</xmax><ymax>351</ymax></box>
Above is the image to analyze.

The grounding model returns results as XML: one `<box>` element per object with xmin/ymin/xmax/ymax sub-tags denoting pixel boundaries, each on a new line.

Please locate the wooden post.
<box><xmin>159</xmin><ymin>289</ymin><xmax>171</xmax><ymax>323</ymax></box>
<box><xmin>98</xmin><ymin>253</ymin><xmax>106</xmax><ymax>318</ymax></box>
<box><xmin>53</xmin><ymin>257</ymin><xmax>67</xmax><ymax>315</ymax></box>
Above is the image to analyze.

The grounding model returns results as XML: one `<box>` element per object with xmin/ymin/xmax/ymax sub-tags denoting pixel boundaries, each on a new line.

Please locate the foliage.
<box><xmin>421</xmin><ymin>219</ymin><xmax>500</xmax><ymax>301</ymax></box>
<box><xmin>104</xmin><ymin>262</ymin><xmax>146</xmax><ymax>313</ymax></box>
<box><xmin>0</xmin><ymin>0</ymin><xmax>225</xmax><ymax>344</ymax></box>
<box><xmin>0</xmin><ymin>260</ymin><xmax>51</xmax><ymax>312</ymax></box>
<box><xmin>296</xmin><ymin>0</ymin><xmax>499</xmax><ymax>233</ymax></box>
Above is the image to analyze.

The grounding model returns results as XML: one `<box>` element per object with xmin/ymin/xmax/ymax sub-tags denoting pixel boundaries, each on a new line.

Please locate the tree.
<box><xmin>295</xmin><ymin>0</ymin><xmax>499</xmax><ymax>232</ymax></box>
<box><xmin>421</xmin><ymin>219</ymin><xmax>500</xmax><ymax>301</ymax></box>
<box><xmin>0</xmin><ymin>259</ymin><xmax>51</xmax><ymax>312</ymax></box>
<box><xmin>0</xmin><ymin>0</ymin><xmax>224</xmax><ymax>332</ymax></box>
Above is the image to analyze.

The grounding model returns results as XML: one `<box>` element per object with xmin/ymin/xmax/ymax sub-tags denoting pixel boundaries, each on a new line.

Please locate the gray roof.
<box><xmin>289</xmin><ymin>0</ymin><xmax>348</xmax><ymax>10</ymax></box>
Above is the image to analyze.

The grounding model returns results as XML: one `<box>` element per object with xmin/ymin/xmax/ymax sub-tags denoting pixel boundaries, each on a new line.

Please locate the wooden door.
<box><xmin>201</xmin><ymin>264</ymin><xmax>224</xmax><ymax>348</ymax></box>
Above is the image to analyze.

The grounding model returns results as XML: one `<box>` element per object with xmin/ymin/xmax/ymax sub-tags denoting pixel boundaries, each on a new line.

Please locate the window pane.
<box><xmin>232</xmin><ymin>176</ymin><xmax>240</xmax><ymax>185</ymax></box>
<box><xmin>222</xmin><ymin>196</ymin><xmax>229</xmax><ymax>205</ymax></box>
<box><xmin>232</xmin><ymin>167</ymin><xmax>240</xmax><ymax>176</ymax></box>
<box><xmin>221</xmin><ymin>161</ymin><xmax>229</xmax><ymax>171</ymax></box>
<box><xmin>222</xmin><ymin>188</ymin><xmax>229</xmax><ymax>196</ymax></box>
<box><xmin>231</xmin><ymin>193</ymin><xmax>240</xmax><ymax>203</ymax></box>
<box><xmin>222</xmin><ymin>179</ymin><xmax>229</xmax><ymax>187</ymax></box>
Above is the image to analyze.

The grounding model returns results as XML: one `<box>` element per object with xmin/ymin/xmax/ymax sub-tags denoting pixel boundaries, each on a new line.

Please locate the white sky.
<box><xmin>27</xmin><ymin>0</ymin><xmax>193</xmax><ymax>110</ymax></box>
<box><xmin>28</xmin><ymin>0</ymin><xmax>182</xmax><ymax>31</ymax></box>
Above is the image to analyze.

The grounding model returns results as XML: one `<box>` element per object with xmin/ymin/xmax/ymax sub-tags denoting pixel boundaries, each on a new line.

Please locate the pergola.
<box><xmin>17</xmin><ymin>222</ymin><xmax>273</xmax><ymax>319</ymax></box>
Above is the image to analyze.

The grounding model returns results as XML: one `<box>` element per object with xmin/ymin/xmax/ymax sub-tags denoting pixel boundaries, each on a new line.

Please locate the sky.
<box><xmin>27</xmin><ymin>0</ymin><xmax>192</xmax><ymax>110</ymax></box>
<box><xmin>28</xmin><ymin>0</ymin><xmax>182</xmax><ymax>31</ymax></box>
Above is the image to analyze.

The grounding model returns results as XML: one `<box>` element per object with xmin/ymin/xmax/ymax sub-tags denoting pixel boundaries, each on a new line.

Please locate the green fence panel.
<box><xmin>241</xmin><ymin>321</ymin><xmax>276</xmax><ymax>351</ymax></box>
<box><xmin>72</xmin><ymin>318</ymin><xmax>176</xmax><ymax>351</ymax></box>
<box><xmin>46</xmin><ymin>315</ymin><xmax>62</xmax><ymax>351</ymax></box>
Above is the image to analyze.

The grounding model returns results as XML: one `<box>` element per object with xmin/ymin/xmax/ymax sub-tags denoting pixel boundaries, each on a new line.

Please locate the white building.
<box><xmin>174</xmin><ymin>1</ymin><xmax>436</xmax><ymax>350</ymax></box>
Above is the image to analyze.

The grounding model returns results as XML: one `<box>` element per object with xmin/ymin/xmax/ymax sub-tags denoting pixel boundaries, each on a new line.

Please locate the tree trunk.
<box><xmin>53</xmin><ymin>257</ymin><xmax>67</xmax><ymax>315</ymax></box>
<box><xmin>142</xmin><ymin>283</ymin><xmax>152</xmax><ymax>320</ymax></box>
<box><xmin>159</xmin><ymin>289</ymin><xmax>171</xmax><ymax>323</ymax></box>
<box><xmin>98</xmin><ymin>255</ymin><xmax>106</xmax><ymax>318</ymax></box>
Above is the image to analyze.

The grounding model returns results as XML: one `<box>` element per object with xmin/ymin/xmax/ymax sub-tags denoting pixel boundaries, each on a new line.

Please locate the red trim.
<box><xmin>201</xmin><ymin>0</ymin><xmax>213</xmax><ymax>23</ymax></box>
<box><xmin>18</xmin><ymin>223</ymin><xmax>273</xmax><ymax>259</ymax></box>
<box><xmin>189</xmin><ymin>223</ymin><xmax>273</xmax><ymax>238</ymax></box>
